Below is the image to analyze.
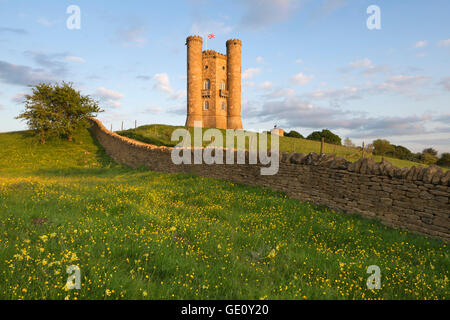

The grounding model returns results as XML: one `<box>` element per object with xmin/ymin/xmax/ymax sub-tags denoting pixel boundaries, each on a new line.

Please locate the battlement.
<box><xmin>226</xmin><ymin>39</ymin><xmax>242</xmax><ymax>47</ymax></box>
<box><xmin>202</xmin><ymin>50</ymin><xmax>227</xmax><ymax>59</ymax></box>
<box><xmin>186</xmin><ymin>35</ymin><xmax>203</xmax><ymax>44</ymax></box>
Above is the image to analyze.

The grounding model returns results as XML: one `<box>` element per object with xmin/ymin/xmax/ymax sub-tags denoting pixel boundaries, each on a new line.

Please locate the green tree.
<box><xmin>437</xmin><ymin>153</ymin><xmax>450</xmax><ymax>167</ymax></box>
<box><xmin>16</xmin><ymin>82</ymin><xmax>103</xmax><ymax>144</ymax></box>
<box><xmin>306</xmin><ymin>129</ymin><xmax>342</xmax><ymax>145</ymax></box>
<box><xmin>343</xmin><ymin>137</ymin><xmax>355</xmax><ymax>148</ymax></box>
<box><xmin>285</xmin><ymin>130</ymin><xmax>304</xmax><ymax>139</ymax></box>
<box><xmin>372</xmin><ymin>139</ymin><xmax>394</xmax><ymax>156</ymax></box>
<box><xmin>393</xmin><ymin>145</ymin><xmax>413</xmax><ymax>160</ymax></box>
<box><xmin>422</xmin><ymin>148</ymin><xmax>438</xmax><ymax>157</ymax></box>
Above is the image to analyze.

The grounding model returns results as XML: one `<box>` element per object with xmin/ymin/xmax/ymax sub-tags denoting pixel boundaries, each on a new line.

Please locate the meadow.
<box><xmin>117</xmin><ymin>124</ymin><xmax>446</xmax><ymax>170</ymax></box>
<box><xmin>0</xmin><ymin>128</ymin><xmax>448</xmax><ymax>300</ymax></box>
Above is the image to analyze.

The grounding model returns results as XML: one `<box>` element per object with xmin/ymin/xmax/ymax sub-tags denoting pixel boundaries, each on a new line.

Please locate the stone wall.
<box><xmin>88</xmin><ymin>117</ymin><xmax>450</xmax><ymax>241</ymax></box>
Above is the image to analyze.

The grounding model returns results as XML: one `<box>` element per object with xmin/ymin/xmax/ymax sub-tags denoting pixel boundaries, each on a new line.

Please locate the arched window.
<box><xmin>204</xmin><ymin>79</ymin><xmax>211</xmax><ymax>90</ymax></box>
<box><xmin>204</xmin><ymin>101</ymin><xmax>209</xmax><ymax>110</ymax></box>
<box><xmin>221</xmin><ymin>101</ymin><xmax>226</xmax><ymax>110</ymax></box>
<box><xmin>220</xmin><ymin>81</ymin><xmax>226</xmax><ymax>90</ymax></box>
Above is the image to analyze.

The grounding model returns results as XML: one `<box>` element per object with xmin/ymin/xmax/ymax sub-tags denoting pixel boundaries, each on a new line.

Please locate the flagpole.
<box><xmin>205</xmin><ymin>34</ymin><xmax>208</xmax><ymax>50</ymax></box>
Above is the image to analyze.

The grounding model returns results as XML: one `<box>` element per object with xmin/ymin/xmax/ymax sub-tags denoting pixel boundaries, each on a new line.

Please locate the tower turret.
<box><xmin>185</xmin><ymin>35</ymin><xmax>203</xmax><ymax>127</ymax></box>
<box><xmin>226</xmin><ymin>39</ymin><xmax>243</xmax><ymax>130</ymax></box>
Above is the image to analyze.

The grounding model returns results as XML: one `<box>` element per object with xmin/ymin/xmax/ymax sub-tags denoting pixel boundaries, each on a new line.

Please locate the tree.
<box><xmin>343</xmin><ymin>137</ymin><xmax>355</xmax><ymax>148</ymax></box>
<box><xmin>16</xmin><ymin>82</ymin><xmax>103</xmax><ymax>144</ymax></box>
<box><xmin>437</xmin><ymin>153</ymin><xmax>450</xmax><ymax>167</ymax></box>
<box><xmin>285</xmin><ymin>130</ymin><xmax>304</xmax><ymax>139</ymax></box>
<box><xmin>372</xmin><ymin>139</ymin><xmax>394</xmax><ymax>156</ymax></box>
<box><xmin>393</xmin><ymin>145</ymin><xmax>413</xmax><ymax>160</ymax></box>
<box><xmin>422</xmin><ymin>148</ymin><xmax>438</xmax><ymax>157</ymax></box>
<box><xmin>306</xmin><ymin>129</ymin><xmax>342</xmax><ymax>145</ymax></box>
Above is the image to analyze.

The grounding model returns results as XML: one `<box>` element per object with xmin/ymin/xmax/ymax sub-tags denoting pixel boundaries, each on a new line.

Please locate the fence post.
<box><xmin>110</xmin><ymin>124</ymin><xmax>112</xmax><ymax>132</ymax></box>
<box><xmin>121</xmin><ymin>121</ymin><xmax>124</xmax><ymax>131</ymax></box>
<box><xmin>135</xmin><ymin>120</ymin><xmax>137</xmax><ymax>129</ymax></box>
<box><xmin>362</xmin><ymin>141</ymin><xmax>365</xmax><ymax>159</ymax></box>
<box><xmin>320</xmin><ymin>137</ymin><xmax>324</xmax><ymax>155</ymax></box>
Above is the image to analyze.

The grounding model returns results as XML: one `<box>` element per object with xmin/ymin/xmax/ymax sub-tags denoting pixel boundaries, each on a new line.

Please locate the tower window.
<box><xmin>204</xmin><ymin>101</ymin><xmax>209</xmax><ymax>110</ymax></box>
<box><xmin>204</xmin><ymin>65</ymin><xmax>208</xmax><ymax>69</ymax></box>
<box><xmin>222</xmin><ymin>101</ymin><xmax>226</xmax><ymax>110</ymax></box>
<box><xmin>220</xmin><ymin>81</ymin><xmax>226</xmax><ymax>90</ymax></box>
<box><xmin>203</xmin><ymin>79</ymin><xmax>211</xmax><ymax>90</ymax></box>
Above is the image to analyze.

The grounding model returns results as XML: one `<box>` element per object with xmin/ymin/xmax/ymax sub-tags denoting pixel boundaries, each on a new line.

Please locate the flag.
<box><xmin>208</xmin><ymin>34</ymin><xmax>216</xmax><ymax>39</ymax></box>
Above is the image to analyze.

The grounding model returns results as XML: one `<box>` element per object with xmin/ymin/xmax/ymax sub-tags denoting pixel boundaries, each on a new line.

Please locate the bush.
<box><xmin>372</xmin><ymin>139</ymin><xmax>394</xmax><ymax>156</ymax></box>
<box><xmin>306</xmin><ymin>129</ymin><xmax>342</xmax><ymax>145</ymax></box>
<box><xmin>437</xmin><ymin>153</ymin><xmax>450</xmax><ymax>167</ymax></box>
<box><xmin>16</xmin><ymin>82</ymin><xmax>102</xmax><ymax>144</ymax></box>
<box><xmin>285</xmin><ymin>130</ymin><xmax>304</xmax><ymax>139</ymax></box>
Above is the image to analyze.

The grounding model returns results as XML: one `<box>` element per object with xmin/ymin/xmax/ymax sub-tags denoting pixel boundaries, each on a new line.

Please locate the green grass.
<box><xmin>0</xmin><ymin>128</ymin><xmax>448</xmax><ymax>300</ymax></box>
<box><xmin>117</xmin><ymin>124</ymin><xmax>447</xmax><ymax>170</ymax></box>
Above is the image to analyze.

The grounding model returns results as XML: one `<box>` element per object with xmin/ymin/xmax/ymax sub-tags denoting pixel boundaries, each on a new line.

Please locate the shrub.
<box><xmin>307</xmin><ymin>129</ymin><xmax>342</xmax><ymax>145</ymax></box>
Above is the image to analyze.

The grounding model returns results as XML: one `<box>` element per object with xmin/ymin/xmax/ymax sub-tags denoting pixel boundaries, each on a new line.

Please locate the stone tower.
<box><xmin>185</xmin><ymin>35</ymin><xmax>243</xmax><ymax>129</ymax></box>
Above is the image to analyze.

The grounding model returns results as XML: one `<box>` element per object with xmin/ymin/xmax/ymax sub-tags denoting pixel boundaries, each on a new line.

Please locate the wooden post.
<box><xmin>121</xmin><ymin>121</ymin><xmax>124</xmax><ymax>131</ymax></box>
<box><xmin>362</xmin><ymin>141</ymin><xmax>365</xmax><ymax>159</ymax></box>
<box><xmin>135</xmin><ymin>120</ymin><xmax>137</xmax><ymax>129</ymax></box>
<box><xmin>110</xmin><ymin>124</ymin><xmax>112</xmax><ymax>132</ymax></box>
<box><xmin>320</xmin><ymin>137</ymin><xmax>324</xmax><ymax>155</ymax></box>
<box><xmin>292</xmin><ymin>140</ymin><xmax>295</xmax><ymax>153</ymax></box>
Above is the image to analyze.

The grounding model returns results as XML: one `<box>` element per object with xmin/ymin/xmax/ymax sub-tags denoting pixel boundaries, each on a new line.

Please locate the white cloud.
<box><xmin>66</xmin><ymin>56</ymin><xmax>85</xmax><ymax>63</ymax></box>
<box><xmin>414</xmin><ymin>40</ymin><xmax>427</xmax><ymax>48</ymax></box>
<box><xmin>290</xmin><ymin>72</ymin><xmax>314</xmax><ymax>85</ymax></box>
<box><xmin>93</xmin><ymin>88</ymin><xmax>124</xmax><ymax>108</ymax></box>
<box><xmin>256</xmin><ymin>56</ymin><xmax>264</xmax><ymax>63</ymax></box>
<box><xmin>153</xmin><ymin>73</ymin><xmax>172</xmax><ymax>94</ymax></box>
<box><xmin>152</xmin><ymin>73</ymin><xmax>186</xmax><ymax>100</ymax></box>
<box><xmin>242</xmin><ymin>68</ymin><xmax>261</xmax><ymax>80</ymax></box>
<box><xmin>376</xmin><ymin>75</ymin><xmax>430</xmax><ymax>95</ymax></box>
<box><xmin>116</xmin><ymin>26</ymin><xmax>148</xmax><ymax>48</ymax></box>
<box><xmin>349</xmin><ymin>58</ymin><xmax>372</xmax><ymax>68</ymax></box>
<box><xmin>190</xmin><ymin>20</ymin><xmax>233</xmax><ymax>37</ymax></box>
<box><xmin>37</xmin><ymin>18</ymin><xmax>56</xmax><ymax>27</ymax></box>
<box><xmin>238</xmin><ymin>0</ymin><xmax>305</xmax><ymax>30</ymax></box>
<box><xmin>257</xmin><ymin>81</ymin><xmax>273</xmax><ymax>90</ymax></box>
<box><xmin>11</xmin><ymin>92</ymin><xmax>27</xmax><ymax>104</ymax></box>
<box><xmin>295</xmin><ymin>59</ymin><xmax>303</xmax><ymax>64</ymax></box>
<box><xmin>438</xmin><ymin>39</ymin><xmax>450</xmax><ymax>47</ymax></box>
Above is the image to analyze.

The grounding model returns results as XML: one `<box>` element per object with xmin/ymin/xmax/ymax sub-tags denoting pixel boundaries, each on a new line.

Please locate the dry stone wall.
<box><xmin>88</xmin><ymin>117</ymin><xmax>450</xmax><ymax>241</ymax></box>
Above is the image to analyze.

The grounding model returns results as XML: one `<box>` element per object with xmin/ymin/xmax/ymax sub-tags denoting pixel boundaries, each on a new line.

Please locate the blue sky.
<box><xmin>0</xmin><ymin>0</ymin><xmax>449</xmax><ymax>153</ymax></box>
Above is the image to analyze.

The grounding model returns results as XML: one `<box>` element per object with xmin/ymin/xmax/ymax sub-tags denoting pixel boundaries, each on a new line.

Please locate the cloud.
<box><xmin>319</xmin><ymin>0</ymin><xmax>347</xmax><ymax>17</ymax></box>
<box><xmin>256</xmin><ymin>56</ymin><xmax>264</xmax><ymax>63</ymax></box>
<box><xmin>152</xmin><ymin>73</ymin><xmax>186</xmax><ymax>100</ymax></box>
<box><xmin>295</xmin><ymin>59</ymin><xmax>303</xmax><ymax>64</ymax></box>
<box><xmin>190</xmin><ymin>19</ymin><xmax>233</xmax><ymax>37</ymax></box>
<box><xmin>116</xmin><ymin>26</ymin><xmax>148</xmax><ymax>48</ymax></box>
<box><xmin>237</xmin><ymin>0</ymin><xmax>304</xmax><ymax>30</ymax></box>
<box><xmin>0</xmin><ymin>60</ymin><xmax>56</xmax><ymax>86</ymax></box>
<box><xmin>438</xmin><ymin>77</ymin><xmax>450</xmax><ymax>91</ymax></box>
<box><xmin>340</xmin><ymin>58</ymin><xmax>389</xmax><ymax>75</ymax></box>
<box><xmin>249</xmin><ymin>92</ymin><xmax>434</xmax><ymax>138</ymax></box>
<box><xmin>66</xmin><ymin>56</ymin><xmax>85</xmax><ymax>63</ymax></box>
<box><xmin>136</xmin><ymin>75</ymin><xmax>151</xmax><ymax>81</ymax></box>
<box><xmin>290</xmin><ymin>72</ymin><xmax>314</xmax><ymax>85</ymax></box>
<box><xmin>257</xmin><ymin>81</ymin><xmax>273</xmax><ymax>90</ymax></box>
<box><xmin>11</xmin><ymin>92</ymin><xmax>27</xmax><ymax>104</ymax></box>
<box><xmin>242</xmin><ymin>68</ymin><xmax>261</xmax><ymax>80</ymax></box>
<box><xmin>305</xmin><ymin>86</ymin><xmax>360</xmax><ymax>101</ymax></box>
<box><xmin>414</xmin><ymin>40</ymin><xmax>427</xmax><ymax>48</ymax></box>
<box><xmin>37</xmin><ymin>18</ymin><xmax>56</xmax><ymax>27</ymax></box>
<box><xmin>0</xmin><ymin>27</ymin><xmax>28</xmax><ymax>35</ymax></box>
<box><xmin>24</xmin><ymin>50</ymin><xmax>68</xmax><ymax>75</ymax></box>
<box><xmin>438</xmin><ymin>39</ymin><xmax>450</xmax><ymax>47</ymax></box>
<box><xmin>92</xmin><ymin>88</ymin><xmax>124</xmax><ymax>108</ymax></box>
<box><xmin>376</xmin><ymin>75</ymin><xmax>430</xmax><ymax>95</ymax></box>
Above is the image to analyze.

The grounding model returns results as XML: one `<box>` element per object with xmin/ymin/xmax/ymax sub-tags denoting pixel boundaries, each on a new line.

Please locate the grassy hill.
<box><xmin>117</xmin><ymin>124</ymin><xmax>446</xmax><ymax>170</ymax></box>
<box><xmin>0</xmin><ymin>128</ymin><xmax>448</xmax><ymax>300</ymax></box>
